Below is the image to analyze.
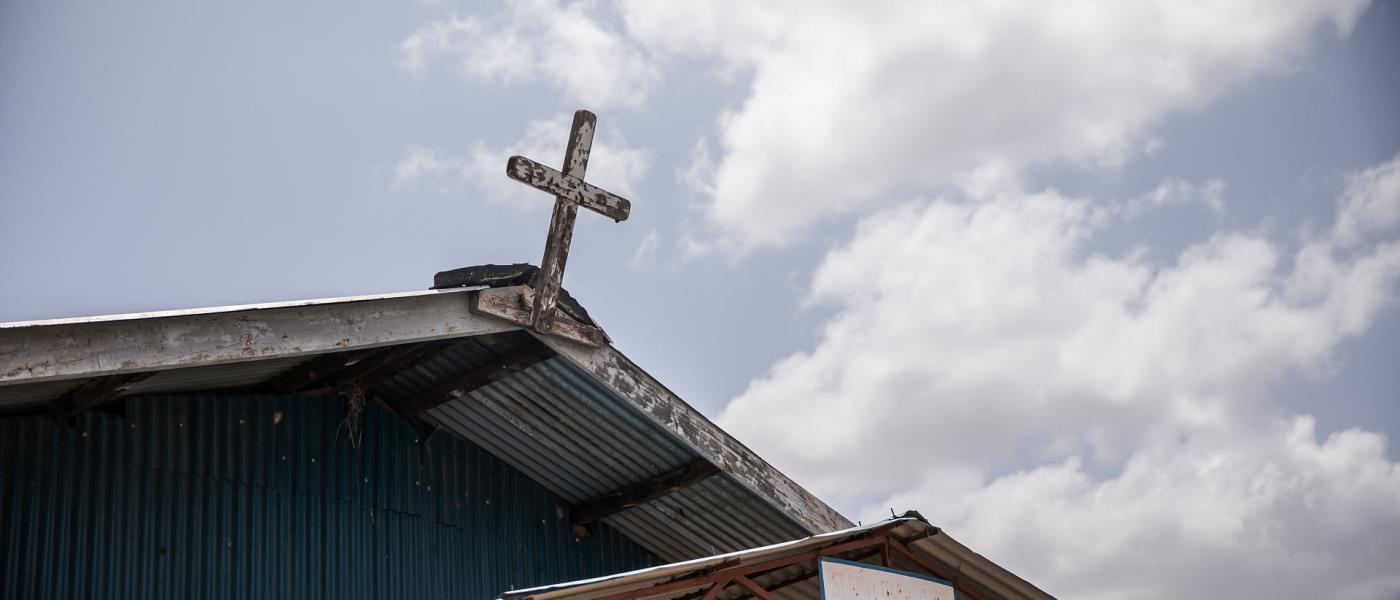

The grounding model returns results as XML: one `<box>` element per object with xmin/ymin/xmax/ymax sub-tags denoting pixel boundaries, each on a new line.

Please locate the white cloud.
<box><xmin>620</xmin><ymin>0</ymin><xmax>1371</xmax><ymax>247</ymax></box>
<box><xmin>391</xmin><ymin>145</ymin><xmax>453</xmax><ymax>191</ymax></box>
<box><xmin>1334</xmin><ymin>156</ymin><xmax>1400</xmax><ymax>247</ymax></box>
<box><xmin>1125</xmin><ymin>177</ymin><xmax>1227</xmax><ymax>218</ymax></box>
<box><xmin>718</xmin><ymin>155</ymin><xmax>1400</xmax><ymax>599</ymax></box>
<box><xmin>400</xmin><ymin>0</ymin><xmax>656</xmax><ymax>109</ymax></box>
<box><xmin>390</xmin><ymin>114</ymin><xmax>650</xmax><ymax>208</ymax></box>
<box><xmin>628</xmin><ymin>229</ymin><xmax>659</xmax><ymax>270</ymax></box>
<box><xmin>881</xmin><ymin>418</ymin><xmax>1400</xmax><ymax>600</ymax></box>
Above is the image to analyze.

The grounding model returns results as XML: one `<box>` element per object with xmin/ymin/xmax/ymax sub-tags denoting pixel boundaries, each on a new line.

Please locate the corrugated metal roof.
<box><xmin>372</xmin><ymin>333</ymin><xmax>814</xmax><ymax>563</ymax></box>
<box><xmin>0</xmin><ymin>378</ymin><xmax>83</xmax><ymax>411</ymax></box>
<box><xmin>0</xmin><ymin>323</ymin><xmax>838</xmax><ymax>565</ymax></box>
<box><xmin>0</xmin><ymin>392</ymin><xmax>660</xmax><ymax>599</ymax></box>
<box><xmin>122</xmin><ymin>356</ymin><xmax>312</xmax><ymax>396</ymax></box>
<box><xmin>0</xmin><ymin>356</ymin><xmax>315</xmax><ymax>409</ymax></box>
<box><xmin>0</xmin><ymin>281</ymin><xmax>853</xmax><ymax>572</ymax></box>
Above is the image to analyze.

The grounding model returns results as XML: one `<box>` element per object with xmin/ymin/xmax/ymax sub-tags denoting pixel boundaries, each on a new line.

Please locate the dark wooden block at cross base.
<box><xmin>431</xmin><ymin>263</ymin><xmax>538</xmax><ymax>290</ymax></box>
<box><xmin>469</xmin><ymin>286</ymin><xmax>609</xmax><ymax>347</ymax></box>
<box><xmin>431</xmin><ymin>263</ymin><xmax>598</xmax><ymax>327</ymax></box>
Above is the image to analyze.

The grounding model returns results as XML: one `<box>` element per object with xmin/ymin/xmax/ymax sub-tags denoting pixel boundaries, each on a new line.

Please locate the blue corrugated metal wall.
<box><xmin>0</xmin><ymin>394</ymin><xmax>659</xmax><ymax>599</ymax></box>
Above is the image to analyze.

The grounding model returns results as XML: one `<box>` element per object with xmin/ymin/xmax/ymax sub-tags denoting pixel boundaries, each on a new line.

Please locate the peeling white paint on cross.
<box><xmin>505</xmin><ymin>109</ymin><xmax>632</xmax><ymax>334</ymax></box>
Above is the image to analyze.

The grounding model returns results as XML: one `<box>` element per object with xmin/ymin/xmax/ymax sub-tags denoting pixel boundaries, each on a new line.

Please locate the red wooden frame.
<box><xmin>585</xmin><ymin>526</ymin><xmax>975</xmax><ymax>600</ymax></box>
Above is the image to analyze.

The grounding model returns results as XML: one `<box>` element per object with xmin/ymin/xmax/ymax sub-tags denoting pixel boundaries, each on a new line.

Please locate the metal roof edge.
<box><xmin>913</xmin><ymin>529</ymin><xmax>1056</xmax><ymax>600</ymax></box>
<box><xmin>501</xmin><ymin>515</ymin><xmax>1056</xmax><ymax>600</ymax></box>
<box><xmin>1</xmin><ymin>286</ymin><xmax>514</xmax><ymax>386</ymax></box>
<box><xmin>501</xmin><ymin>518</ymin><xmax>913</xmax><ymax>600</ymax></box>
<box><xmin>0</xmin><ymin>287</ymin><xmax>483</xmax><ymax>330</ymax></box>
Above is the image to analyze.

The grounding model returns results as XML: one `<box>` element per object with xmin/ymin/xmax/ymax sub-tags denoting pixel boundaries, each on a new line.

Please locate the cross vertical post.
<box><xmin>504</xmin><ymin>109</ymin><xmax>632</xmax><ymax>336</ymax></box>
<box><xmin>534</xmin><ymin>110</ymin><xmax>593</xmax><ymax>333</ymax></box>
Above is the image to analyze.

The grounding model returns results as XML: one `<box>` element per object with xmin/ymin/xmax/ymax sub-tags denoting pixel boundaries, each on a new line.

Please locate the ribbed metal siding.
<box><xmin>0</xmin><ymin>393</ymin><xmax>659</xmax><ymax>599</ymax></box>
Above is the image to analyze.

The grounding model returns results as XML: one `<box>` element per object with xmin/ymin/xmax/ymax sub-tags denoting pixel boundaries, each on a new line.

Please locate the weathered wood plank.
<box><xmin>503</xmin><ymin>109</ymin><xmax>632</xmax><ymax>335</ymax></box>
<box><xmin>536</xmin><ymin>336</ymin><xmax>854</xmax><ymax>535</ymax></box>
<box><xmin>532</xmin><ymin>110</ymin><xmax>599</xmax><ymax>334</ymax></box>
<box><xmin>571</xmin><ymin>459</ymin><xmax>721</xmax><ymax>527</ymax></box>
<box><xmin>51</xmin><ymin>371</ymin><xmax>155</xmax><ymax>422</ymax></box>
<box><xmin>506</xmin><ymin>156</ymin><xmax>630</xmax><ymax>222</ymax></box>
<box><xmin>562</xmin><ymin>109</ymin><xmax>595</xmax><ymax>176</ymax></box>
<box><xmin>471</xmin><ymin>286</ymin><xmax>608</xmax><ymax>347</ymax></box>
<box><xmin>582</xmin><ymin>535</ymin><xmax>893</xmax><ymax>600</ymax></box>
<box><xmin>534</xmin><ymin>194</ymin><xmax>579</xmax><ymax>334</ymax></box>
<box><xmin>0</xmin><ymin>289</ymin><xmax>516</xmax><ymax>386</ymax></box>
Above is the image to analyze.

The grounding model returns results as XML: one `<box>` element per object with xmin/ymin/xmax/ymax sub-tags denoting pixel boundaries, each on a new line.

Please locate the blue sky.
<box><xmin>3</xmin><ymin>1</ymin><xmax>1398</xmax><ymax>598</ymax></box>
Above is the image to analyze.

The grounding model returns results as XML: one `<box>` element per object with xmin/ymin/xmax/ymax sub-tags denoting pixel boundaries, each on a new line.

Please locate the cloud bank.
<box><xmin>396</xmin><ymin>3</ymin><xmax>1397</xmax><ymax>597</ymax></box>
<box><xmin>718</xmin><ymin>157</ymin><xmax>1400</xmax><ymax>599</ymax></box>
<box><xmin>623</xmin><ymin>0</ymin><xmax>1369</xmax><ymax>247</ymax></box>
<box><xmin>401</xmin><ymin>0</ymin><xmax>654</xmax><ymax>109</ymax></box>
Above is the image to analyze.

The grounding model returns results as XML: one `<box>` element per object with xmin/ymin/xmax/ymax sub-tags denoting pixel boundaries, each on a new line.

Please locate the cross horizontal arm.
<box><xmin>507</xmin><ymin>155</ymin><xmax>631</xmax><ymax>222</ymax></box>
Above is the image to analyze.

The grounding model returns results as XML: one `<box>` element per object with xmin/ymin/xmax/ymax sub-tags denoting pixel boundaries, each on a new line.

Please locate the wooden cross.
<box><xmin>505</xmin><ymin>109</ymin><xmax>631</xmax><ymax>334</ymax></box>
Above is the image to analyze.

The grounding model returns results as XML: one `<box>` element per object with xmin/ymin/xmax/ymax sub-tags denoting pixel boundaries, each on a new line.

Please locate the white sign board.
<box><xmin>819</xmin><ymin>557</ymin><xmax>955</xmax><ymax>600</ymax></box>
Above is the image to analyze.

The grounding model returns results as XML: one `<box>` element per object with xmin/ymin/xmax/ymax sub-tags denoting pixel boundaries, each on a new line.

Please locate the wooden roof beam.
<box><xmin>327</xmin><ymin>339</ymin><xmax>456</xmax><ymax>391</ymax></box>
<box><xmin>571</xmin><ymin>459</ymin><xmax>721</xmax><ymax>530</ymax></box>
<box><xmin>585</xmin><ymin>533</ymin><xmax>898</xmax><ymax>600</ymax></box>
<box><xmin>724</xmin><ymin>532</ymin><xmax>948</xmax><ymax>600</ymax></box>
<box><xmin>51</xmin><ymin>371</ymin><xmax>155</xmax><ymax>424</ymax></box>
<box><xmin>388</xmin><ymin>342</ymin><xmax>555</xmax><ymax>417</ymax></box>
<box><xmin>265</xmin><ymin>347</ymin><xmax>383</xmax><ymax>394</ymax></box>
<box><xmin>704</xmin><ymin>532</ymin><xmax>959</xmax><ymax>600</ymax></box>
<box><xmin>699</xmin><ymin>578</ymin><xmax>732</xmax><ymax>600</ymax></box>
<box><xmin>266</xmin><ymin>339</ymin><xmax>458</xmax><ymax>396</ymax></box>
<box><xmin>730</xmin><ymin>576</ymin><xmax>775</xmax><ymax>600</ymax></box>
